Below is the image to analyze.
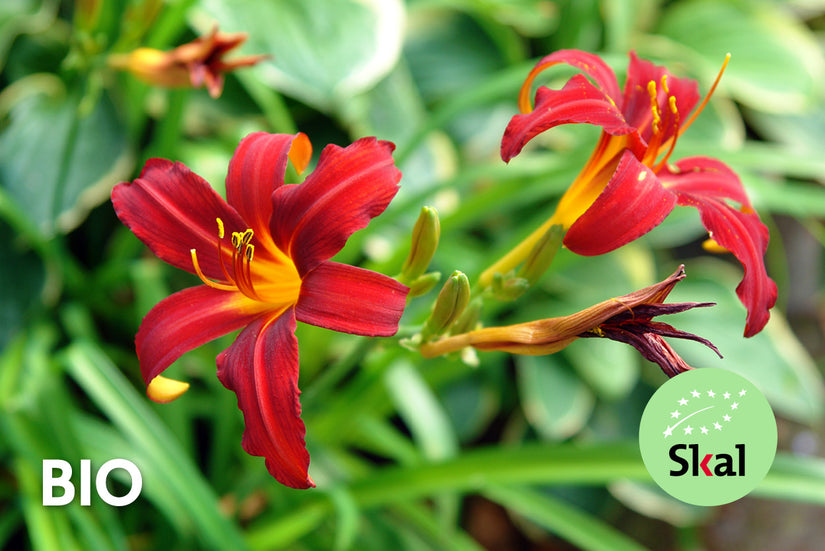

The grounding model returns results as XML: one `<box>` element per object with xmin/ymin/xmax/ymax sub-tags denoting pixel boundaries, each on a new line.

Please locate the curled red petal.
<box><xmin>296</xmin><ymin>261</ymin><xmax>408</xmax><ymax>336</ymax></box>
<box><xmin>225</xmin><ymin>132</ymin><xmax>309</xmax><ymax>245</ymax></box>
<box><xmin>112</xmin><ymin>159</ymin><xmax>247</xmax><ymax>280</ymax></box>
<box><xmin>136</xmin><ymin>285</ymin><xmax>265</xmax><ymax>386</ymax></box>
<box><xmin>501</xmin><ymin>74</ymin><xmax>633</xmax><ymax>162</ymax></box>
<box><xmin>524</xmin><ymin>49</ymin><xmax>623</xmax><ymax>107</ymax></box>
<box><xmin>621</xmin><ymin>52</ymin><xmax>700</xmax><ymax>145</ymax></box>
<box><xmin>661</xmin><ymin>156</ymin><xmax>751</xmax><ymax>207</ymax></box>
<box><xmin>670</xmin><ymin>192</ymin><xmax>776</xmax><ymax>337</ymax></box>
<box><xmin>270</xmin><ymin>137</ymin><xmax>401</xmax><ymax>274</ymax></box>
<box><xmin>564</xmin><ymin>150</ymin><xmax>676</xmax><ymax>255</ymax></box>
<box><xmin>216</xmin><ymin>309</ymin><xmax>314</xmax><ymax>489</ymax></box>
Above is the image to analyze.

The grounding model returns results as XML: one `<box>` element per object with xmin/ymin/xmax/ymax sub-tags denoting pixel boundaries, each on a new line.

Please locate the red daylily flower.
<box><xmin>112</xmin><ymin>132</ymin><xmax>409</xmax><ymax>488</ymax></box>
<box><xmin>108</xmin><ymin>27</ymin><xmax>266</xmax><ymax>98</ymax></box>
<box><xmin>500</xmin><ymin>50</ymin><xmax>777</xmax><ymax>337</ymax></box>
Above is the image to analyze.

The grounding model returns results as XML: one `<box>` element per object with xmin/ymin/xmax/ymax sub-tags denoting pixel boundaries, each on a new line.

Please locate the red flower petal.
<box><xmin>664</xmin><ymin>161</ymin><xmax>777</xmax><ymax>336</ymax></box>
<box><xmin>621</xmin><ymin>52</ymin><xmax>700</xmax><ymax>145</ymax></box>
<box><xmin>501</xmin><ymin>74</ymin><xmax>633</xmax><ymax>162</ymax></box>
<box><xmin>136</xmin><ymin>285</ymin><xmax>265</xmax><ymax>386</ymax></box>
<box><xmin>563</xmin><ymin>150</ymin><xmax>676</xmax><ymax>255</ymax></box>
<box><xmin>225</xmin><ymin>132</ymin><xmax>311</xmax><ymax>251</ymax></box>
<box><xmin>112</xmin><ymin>159</ymin><xmax>247</xmax><ymax>280</ymax></box>
<box><xmin>661</xmin><ymin>156</ymin><xmax>751</xmax><ymax>207</ymax></box>
<box><xmin>296</xmin><ymin>261</ymin><xmax>408</xmax><ymax>336</ymax></box>
<box><xmin>270</xmin><ymin>137</ymin><xmax>401</xmax><ymax>274</ymax></box>
<box><xmin>216</xmin><ymin>309</ymin><xmax>314</xmax><ymax>489</ymax></box>
<box><xmin>524</xmin><ymin>49</ymin><xmax>623</xmax><ymax>107</ymax></box>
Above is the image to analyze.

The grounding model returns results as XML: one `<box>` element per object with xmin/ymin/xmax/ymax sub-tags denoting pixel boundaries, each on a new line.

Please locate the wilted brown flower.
<box><xmin>109</xmin><ymin>27</ymin><xmax>266</xmax><ymax>98</ymax></box>
<box><xmin>420</xmin><ymin>265</ymin><xmax>720</xmax><ymax>377</ymax></box>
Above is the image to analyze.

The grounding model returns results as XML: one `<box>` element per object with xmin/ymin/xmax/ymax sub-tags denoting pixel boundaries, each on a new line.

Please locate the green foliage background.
<box><xmin>2</xmin><ymin>0</ymin><xmax>825</xmax><ymax>549</ymax></box>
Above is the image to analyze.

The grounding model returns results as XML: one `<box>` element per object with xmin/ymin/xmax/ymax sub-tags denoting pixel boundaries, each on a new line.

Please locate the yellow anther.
<box><xmin>661</xmin><ymin>75</ymin><xmax>669</xmax><ymax>95</ymax></box>
<box><xmin>668</xmin><ymin>96</ymin><xmax>678</xmax><ymax>115</ymax></box>
<box><xmin>702</xmin><ymin>238</ymin><xmax>729</xmax><ymax>254</ymax></box>
<box><xmin>216</xmin><ymin>217</ymin><xmax>225</xmax><ymax>239</ymax></box>
<box><xmin>245</xmin><ymin>243</ymin><xmax>255</xmax><ymax>261</ymax></box>
<box><xmin>647</xmin><ymin>81</ymin><xmax>661</xmax><ymax>134</ymax></box>
<box><xmin>147</xmin><ymin>375</ymin><xmax>190</xmax><ymax>403</ymax></box>
<box><xmin>241</xmin><ymin>229</ymin><xmax>254</xmax><ymax>246</ymax></box>
<box><xmin>231</xmin><ymin>232</ymin><xmax>241</xmax><ymax>249</ymax></box>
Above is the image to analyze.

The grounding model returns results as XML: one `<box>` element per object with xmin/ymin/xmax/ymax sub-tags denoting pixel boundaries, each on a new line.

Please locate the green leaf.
<box><xmin>385</xmin><ymin>361</ymin><xmax>459</xmax><ymax>461</ymax></box>
<box><xmin>657</xmin><ymin>0</ymin><xmax>825</xmax><ymax>112</ymax></box>
<box><xmin>0</xmin><ymin>221</ymin><xmax>44</xmax><ymax>349</ymax></box>
<box><xmin>195</xmin><ymin>0</ymin><xmax>405</xmax><ymax>111</ymax></box>
<box><xmin>517</xmin><ymin>355</ymin><xmax>595</xmax><ymax>440</ymax></box>
<box><xmin>0</xmin><ymin>0</ymin><xmax>55</xmax><ymax>73</ymax></box>
<box><xmin>756</xmin><ymin>452</ymin><xmax>825</xmax><ymax>505</ymax></box>
<box><xmin>608</xmin><ymin>481</ymin><xmax>708</xmax><ymax>526</ymax></box>
<box><xmin>0</xmin><ymin>89</ymin><xmax>131</xmax><ymax>238</ymax></box>
<box><xmin>567</xmin><ymin>338</ymin><xmax>639</xmax><ymax>401</ymax></box>
<box><xmin>485</xmin><ymin>485</ymin><xmax>648</xmax><ymax>551</ymax></box>
<box><xmin>745</xmin><ymin>104</ymin><xmax>825</xmax><ymax>158</ymax></box>
<box><xmin>405</xmin><ymin>10</ymin><xmax>505</xmax><ymax>103</ymax></box>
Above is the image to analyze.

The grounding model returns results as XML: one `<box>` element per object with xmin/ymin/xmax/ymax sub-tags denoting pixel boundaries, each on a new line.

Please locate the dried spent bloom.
<box><xmin>112</xmin><ymin>132</ymin><xmax>408</xmax><ymax>488</ymax></box>
<box><xmin>109</xmin><ymin>27</ymin><xmax>266</xmax><ymax>98</ymax></box>
<box><xmin>495</xmin><ymin>50</ymin><xmax>776</xmax><ymax>337</ymax></box>
<box><xmin>421</xmin><ymin>265</ymin><xmax>719</xmax><ymax>377</ymax></box>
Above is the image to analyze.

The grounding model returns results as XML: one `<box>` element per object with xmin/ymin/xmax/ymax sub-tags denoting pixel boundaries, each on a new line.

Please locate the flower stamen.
<box><xmin>229</xmin><ymin>229</ymin><xmax>263</xmax><ymax>301</ymax></box>
<box><xmin>680</xmin><ymin>53</ymin><xmax>730</xmax><ymax>137</ymax></box>
<box><xmin>654</xmin><ymin>96</ymin><xmax>681</xmax><ymax>172</ymax></box>
<box><xmin>190</xmin><ymin>220</ymin><xmax>264</xmax><ymax>298</ymax></box>
<box><xmin>191</xmin><ymin>248</ymin><xmax>237</xmax><ymax>291</ymax></box>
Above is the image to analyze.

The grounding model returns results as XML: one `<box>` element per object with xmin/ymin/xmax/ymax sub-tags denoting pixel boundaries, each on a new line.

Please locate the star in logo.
<box><xmin>739</xmin><ymin>389</ymin><xmax>747</xmax><ymax>397</ymax></box>
<box><xmin>700</xmin><ymin>426</ymin><xmax>709</xmax><ymax>435</ymax></box>
<box><xmin>731</xmin><ymin>402</ymin><xmax>739</xmax><ymax>410</ymax></box>
<box><xmin>714</xmin><ymin>422</ymin><xmax>723</xmax><ymax>431</ymax></box>
<box><xmin>723</xmin><ymin>414</ymin><xmax>731</xmax><ymax>422</ymax></box>
<box><xmin>664</xmin><ymin>426</ymin><xmax>673</xmax><ymax>437</ymax></box>
<box><xmin>671</xmin><ymin>410</ymin><xmax>681</xmax><ymax>419</ymax></box>
<box><xmin>723</xmin><ymin>392</ymin><xmax>731</xmax><ymax>399</ymax></box>
<box><xmin>691</xmin><ymin>390</ymin><xmax>701</xmax><ymax>398</ymax></box>
<box><xmin>684</xmin><ymin>425</ymin><xmax>693</xmax><ymax>435</ymax></box>
<box><xmin>678</xmin><ymin>398</ymin><xmax>688</xmax><ymax>406</ymax></box>
<box><xmin>707</xmin><ymin>390</ymin><xmax>715</xmax><ymax>398</ymax></box>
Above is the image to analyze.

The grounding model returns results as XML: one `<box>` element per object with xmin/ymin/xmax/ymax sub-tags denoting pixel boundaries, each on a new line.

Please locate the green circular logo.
<box><xmin>639</xmin><ymin>368</ymin><xmax>777</xmax><ymax>506</ymax></box>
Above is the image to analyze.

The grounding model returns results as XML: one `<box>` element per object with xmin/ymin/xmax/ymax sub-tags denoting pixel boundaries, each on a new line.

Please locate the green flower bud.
<box><xmin>491</xmin><ymin>273</ymin><xmax>530</xmax><ymax>301</ymax></box>
<box><xmin>517</xmin><ymin>224</ymin><xmax>563</xmax><ymax>285</ymax></box>
<box><xmin>422</xmin><ymin>270</ymin><xmax>470</xmax><ymax>340</ymax></box>
<box><xmin>450</xmin><ymin>297</ymin><xmax>482</xmax><ymax>335</ymax></box>
<box><xmin>400</xmin><ymin>206</ymin><xmax>440</xmax><ymax>284</ymax></box>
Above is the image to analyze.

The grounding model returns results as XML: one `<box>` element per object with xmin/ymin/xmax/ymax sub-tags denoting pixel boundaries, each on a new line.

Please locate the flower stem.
<box><xmin>478</xmin><ymin>215</ymin><xmax>559</xmax><ymax>288</ymax></box>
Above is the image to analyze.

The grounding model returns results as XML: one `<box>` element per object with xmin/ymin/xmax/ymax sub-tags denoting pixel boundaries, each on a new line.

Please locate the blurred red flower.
<box><xmin>109</xmin><ymin>27</ymin><xmax>266</xmax><ymax>97</ymax></box>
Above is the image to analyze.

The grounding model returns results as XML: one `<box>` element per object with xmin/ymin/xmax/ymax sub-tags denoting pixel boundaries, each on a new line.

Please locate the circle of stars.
<box><xmin>663</xmin><ymin>388</ymin><xmax>747</xmax><ymax>438</ymax></box>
